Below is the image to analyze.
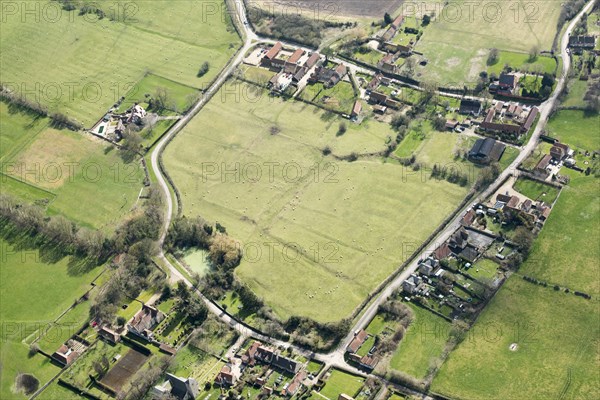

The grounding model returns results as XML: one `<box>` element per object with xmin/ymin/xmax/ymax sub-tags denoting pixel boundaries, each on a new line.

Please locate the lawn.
<box><xmin>546</xmin><ymin>110</ymin><xmax>600</xmax><ymax>151</ymax></box>
<box><xmin>36</xmin><ymin>301</ymin><xmax>92</xmax><ymax>354</ymax></box>
<box><xmin>561</xmin><ymin>79</ymin><xmax>589</xmax><ymax>108</ymax></box>
<box><xmin>0</xmin><ymin>0</ymin><xmax>240</xmax><ymax>126</ymax></box>
<box><xmin>513</xmin><ymin>177</ymin><xmax>560</xmax><ymax>203</ymax></box>
<box><xmin>432</xmin><ymin>277</ymin><xmax>600</xmax><ymax>399</ymax></box>
<box><xmin>319</xmin><ymin>369</ymin><xmax>365</xmax><ymax>399</ymax></box>
<box><xmin>414</xmin><ymin>0</ymin><xmax>562</xmax><ymax>86</ymax></box>
<box><xmin>0</xmin><ymin>237</ymin><xmax>102</xmax><ymax>400</ymax></box>
<box><xmin>164</xmin><ymin>81</ymin><xmax>470</xmax><ymax>322</ymax></box>
<box><xmin>486</xmin><ymin>51</ymin><xmax>557</xmax><ymax>76</ymax></box>
<box><xmin>300</xmin><ymin>81</ymin><xmax>357</xmax><ymax>114</ymax></box>
<box><xmin>466</xmin><ymin>258</ymin><xmax>501</xmax><ymax>282</ymax></box>
<box><xmin>4</xmin><ymin>123</ymin><xmax>145</xmax><ymax>230</ymax></box>
<box><xmin>390</xmin><ymin>303</ymin><xmax>451</xmax><ymax>379</ymax></box>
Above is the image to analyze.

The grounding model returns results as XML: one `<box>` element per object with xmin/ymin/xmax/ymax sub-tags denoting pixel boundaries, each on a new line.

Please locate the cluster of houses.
<box><xmin>455</xmin><ymin>98</ymin><xmax>539</xmax><ymax>142</ymax></box>
<box><xmin>376</xmin><ymin>14</ymin><xmax>415</xmax><ymax>74</ymax></box>
<box><xmin>532</xmin><ymin>141</ymin><xmax>575</xmax><ymax>179</ymax></box>
<box><xmin>345</xmin><ymin>330</ymin><xmax>379</xmax><ymax>371</ymax></box>
<box><xmin>211</xmin><ymin>341</ymin><xmax>307</xmax><ymax>396</ymax></box>
<box><xmin>90</xmin><ymin>103</ymin><xmax>147</xmax><ymax>141</ymax></box>
<box><xmin>250</xmin><ymin>41</ymin><xmax>350</xmax><ymax>95</ymax></box>
<box><xmin>365</xmin><ymin>73</ymin><xmax>402</xmax><ymax>114</ymax></box>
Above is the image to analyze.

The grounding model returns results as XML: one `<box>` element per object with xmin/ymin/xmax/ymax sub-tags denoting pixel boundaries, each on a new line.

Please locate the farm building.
<box><xmin>261</xmin><ymin>42</ymin><xmax>283</xmax><ymax>67</ymax></box>
<box><xmin>468</xmin><ymin>138</ymin><xmax>506</xmax><ymax>164</ymax></box>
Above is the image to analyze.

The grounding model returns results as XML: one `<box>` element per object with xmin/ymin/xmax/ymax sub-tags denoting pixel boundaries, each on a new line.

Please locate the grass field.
<box><xmin>432</xmin><ymin>277</ymin><xmax>600</xmax><ymax>399</ymax></box>
<box><xmin>561</xmin><ymin>79</ymin><xmax>589</xmax><ymax>108</ymax></box>
<box><xmin>164</xmin><ymin>81</ymin><xmax>470</xmax><ymax>322</ymax></box>
<box><xmin>414</xmin><ymin>0</ymin><xmax>563</xmax><ymax>85</ymax></box>
<box><xmin>390</xmin><ymin>304</ymin><xmax>451</xmax><ymax>379</ymax></box>
<box><xmin>0</xmin><ymin>0</ymin><xmax>240</xmax><ymax>126</ymax></box>
<box><xmin>319</xmin><ymin>369</ymin><xmax>365</xmax><ymax>399</ymax></box>
<box><xmin>0</xmin><ymin>238</ymin><xmax>102</xmax><ymax>399</ymax></box>
<box><xmin>546</xmin><ymin>110</ymin><xmax>600</xmax><ymax>151</ymax></box>
<box><xmin>513</xmin><ymin>177</ymin><xmax>560</xmax><ymax>203</ymax></box>
<box><xmin>486</xmin><ymin>51</ymin><xmax>557</xmax><ymax>76</ymax></box>
<box><xmin>300</xmin><ymin>81</ymin><xmax>357</xmax><ymax>114</ymax></box>
<box><xmin>518</xmin><ymin>172</ymin><xmax>599</xmax><ymax>294</ymax></box>
<box><xmin>182</xmin><ymin>249</ymin><xmax>211</xmax><ymax>276</ymax></box>
<box><xmin>1</xmin><ymin>104</ymin><xmax>146</xmax><ymax>229</ymax></box>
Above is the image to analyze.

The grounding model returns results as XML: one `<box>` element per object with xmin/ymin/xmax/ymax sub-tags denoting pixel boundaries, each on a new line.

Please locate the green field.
<box><xmin>0</xmin><ymin>0</ymin><xmax>240</xmax><ymax>126</ymax></box>
<box><xmin>1</xmin><ymin>104</ymin><xmax>146</xmax><ymax>229</ymax></box>
<box><xmin>519</xmin><ymin>172</ymin><xmax>599</xmax><ymax>294</ymax></box>
<box><xmin>390</xmin><ymin>304</ymin><xmax>451</xmax><ymax>379</ymax></box>
<box><xmin>432</xmin><ymin>277</ymin><xmax>600</xmax><ymax>399</ymax></box>
<box><xmin>319</xmin><ymin>369</ymin><xmax>365</xmax><ymax>399</ymax></box>
<box><xmin>415</xmin><ymin>0</ymin><xmax>562</xmax><ymax>85</ymax></box>
<box><xmin>0</xmin><ymin>238</ymin><xmax>102</xmax><ymax>399</ymax></box>
<box><xmin>513</xmin><ymin>177</ymin><xmax>560</xmax><ymax>203</ymax></box>
<box><xmin>182</xmin><ymin>249</ymin><xmax>211</xmax><ymax>276</ymax></box>
<box><xmin>300</xmin><ymin>81</ymin><xmax>357</xmax><ymax>114</ymax></box>
<box><xmin>561</xmin><ymin>79</ymin><xmax>589</xmax><ymax>108</ymax></box>
<box><xmin>486</xmin><ymin>51</ymin><xmax>557</xmax><ymax>76</ymax></box>
<box><xmin>164</xmin><ymin>81</ymin><xmax>470</xmax><ymax>322</ymax></box>
<box><xmin>546</xmin><ymin>110</ymin><xmax>600</xmax><ymax>151</ymax></box>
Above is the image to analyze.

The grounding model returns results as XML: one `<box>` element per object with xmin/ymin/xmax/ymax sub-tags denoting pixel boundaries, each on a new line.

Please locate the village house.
<box><xmin>445</xmin><ymin>119</ymin><xmax>459</xmax><ymax>131</ymax></box>
<box><xmin>468</xmin><ymin>138</ymin><xmax>506</xmax><ymax>164</ymax></box>
<box><xmin>261</xmin><ymin>42</ymin><xmax>283</xmax><ymax>68</ymax></box>
<box><xmin>215</xmin><ymin>364</ymin><xmax>236</xmax><ymax>387</ymax></box>
<box><xmin>378</xmin><ymin>53</ymin><xmax>399</xmax><ymax>73</ymax></box>
<box><xmin>459</xmin><ymin>99</ymin><xmax>483</xmax><ymax>116</ymax></box>
<box><xmin>550</xmin><ymin>142</ymin><xmax>571</xmax><ymax>161</ymax></box>
<box><xmin>98</xmin><ymin>326</ymin><xmax>120</xmax><ymax>344</ymax></box>
<box><xmin>461</xmin><ymin>209</ymin><xmax>476</xmax><ymax>227</ymax></box>
<box><xmin>346</xmin><ymin>329</ymin><xmax>368</xmax><ymax>353</ymax></box>
<box><xmin>402</xmin><ymin>274</ymin><xmax>423</xmax><ymax>294</ymax></box>
<box><xmin>283</xmin><ymin>370</ymin><xmax>307</xmax><ymax>396</ymax></box>
<box><xmin>242</xmin><ymin>342</ymin><xmax>301</xmax><ymax>375</ymax></box>
<box><xmin>127</xmin><ymin>304</ymin><xmax>164</xmax><ymax>340</ymax></box>
<box><xmin>418</xmin><ymin>257</ymin><xmax>440</xmax><ymax>276</ymax></box>
<box><xmin>308</xmin><ymin>64</ymin><xmax>347</xmax><ymax>88</ymax></box>
<box><xmin>498</xmin><ymin>73</ymin><xmax>518</xmax><ymax>93</ymax></box>
<box><xmin>52</xmin><ymin>343</ymin><xmax>79</xmax><ymax>366</ymax></box>
<box><xmin>339</xmin><ymin>394</ymin><xmax>354</xmax><ymax>400</ymax></box>
<box><xmin>366</xmin><ymin>73</ymin><xmax>383</xmax><ymax>93</ymax></box>
<box><xmin>369</xmin><ymin>91</ymin><xmax>388</xmax><ymax>105</ymax></box>
<box><xmin>568</xmin><ymin>35</ymin><xmax>596</xmax><ymax>50</ymax></box>
<box><xmin>534</xmin><ymin>154</ymin><xmax>552</xmax><ymax>177</ymax></box>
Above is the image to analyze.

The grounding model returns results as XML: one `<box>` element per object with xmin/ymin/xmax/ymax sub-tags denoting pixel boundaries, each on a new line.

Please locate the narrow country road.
<box><xmin>147</xmin><ymin>0</ymin><xmax>596</xmax><ymax>382</ymax></box>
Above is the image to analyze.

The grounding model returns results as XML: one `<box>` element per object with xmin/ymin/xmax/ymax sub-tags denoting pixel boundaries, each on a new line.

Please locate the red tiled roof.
<box><xmin>347</xmin><ymin>330</ymin><xmax>368</xmax><ymax>353</ymax></box>
<box><xmin>264</xmin><ymin>42</ymin><xmax>283</xmax><ymax>60</ymax></box>
<box><xmin>287</xmin><ymin>48</ymin><xmax>304</xmax><ymax>64</ymax></box>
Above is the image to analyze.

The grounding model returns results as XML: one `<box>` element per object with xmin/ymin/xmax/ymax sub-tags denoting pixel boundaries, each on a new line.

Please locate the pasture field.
<box><xmin>36</xmin><ymin>301</ymin><xmax>91</xmax><ymax>354</ymax></box>
<box><xmin>319</xmin><ymin>369</ymin><xmax>365</xmax><ymax>399</ymax></box>
<box><xmin>164</xmin><ymin>81</ymin><xmax>470</xmax><ymax>322</ymax></box>
<box><xmin>513</xmin><ymin>177</ymin><xmax>560</xmax><ymax>203</ymax></box>
<box><xmin>0</xmin><ymin>103</ymin><xmax>47</xmax><ymax>161</ymax></box>
<box><xmin>518</xmin><ymin>172</ymin><xmax>599</xmax><ymax>294</ymax></box>
<box><xmin>431</xmin><ymin>277</ymin><xmax>600</xmax><ymax>399</ymax></box>
<box><xmin>116</xmin><ymin>73</ymin><xmax>199</xmax><ymax>114</ymax></box>
<box><xmin>390</xmin><ymin>304</ymin><xmax>451</xmax><ymax>379</ymax></box>
<box><xmin>0</xmin><ymin>238</ymin><xmax>102</xmax><ymax>399</ymax></box>
<box><xmin>546</xmin><ymin>110</ymin><xmax>600</xmax><ymax>151</ymax></box>
<box><xmin>2</xmin><ymin>111</ymin><xmax>146</xmax><ymax>229</ymax></box>
<box><xmin>561</xmin><ymin>79</ymin><xmax>589</xmax><ymax>108</ymax></box>
<box><xmin>0</xmin><ymin>0</ymin><xmax>240</xmax><ymax>126</ymax></box>
<box><xmin>414</xmin><ymin>0</ymin><xmax>563</xmax><ymax>85</ymax></box>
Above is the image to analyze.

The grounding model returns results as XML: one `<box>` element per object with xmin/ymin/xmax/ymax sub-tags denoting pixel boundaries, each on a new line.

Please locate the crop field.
<box><xmin>164</xmin><ymin>81</ymin><xmax>470</xmax><ymax>322</ymax></box>
<box><xmin>100</xmin><ymin>348</ymin><xmax>149</xmax><ymax>391</ymax></box>
<box><xmin>1</xmin><ymin>106</ymin><xmax>146</xmax><ymax>229</ymax></box>
<box><xmin>414</xmin><ymin>0</ymin><xmax>563</xmax><ymax>85</ymax></box>
<box><xmin>0</xmin><ymin>238</ymin><xmax>102</xmax><ymax>399</ymax></box>
<box><xmin>513</xmin><ymin>177</ymin><xmax>560</xmax><ymax>203</ymax></box>
<box><xmin>390</xmin><ymin>303</ymin><xmax>451</xmax><ymax>379</ymax></box>
<box><xmin>0</xmin><ymin>0</ymin><xmax>240</xmax><ymax>126</ymax></box>
<box><xmin>432</xmin><ymin>276</ymin><xmax>600</xmax><ymax>399</ymax></box>
<box><xmin>546</xmin><ymin>110</ymin><xmax>600</xmax><ymax>151</ymax></box>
